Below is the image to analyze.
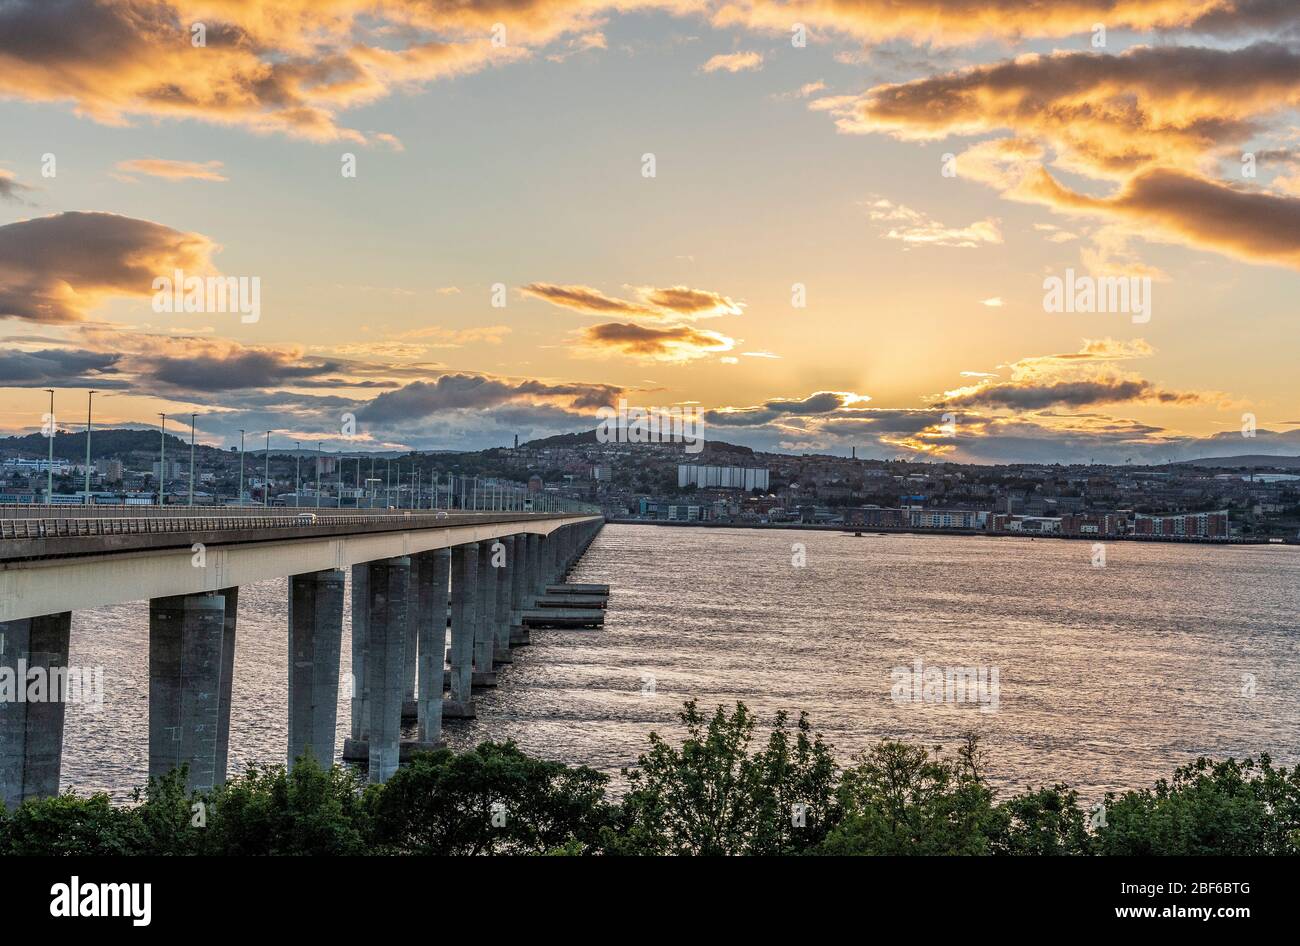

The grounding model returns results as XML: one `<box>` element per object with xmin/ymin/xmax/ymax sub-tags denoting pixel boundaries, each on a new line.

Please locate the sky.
<box><xmin>1</xmin><ymin>0</ymin><xmax>1299</xmax><ymax>464</ymax></box>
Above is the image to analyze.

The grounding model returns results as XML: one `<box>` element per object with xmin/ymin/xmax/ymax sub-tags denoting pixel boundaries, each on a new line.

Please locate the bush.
<box><xmin>367</xmin><ymin>742</ymin><xmax>612</xmax><ymax>855</ymax></box>
<box><xmin>615</xmin><ymin>701</ymin><xmax>839</xmax><ymax>855</ymax></box>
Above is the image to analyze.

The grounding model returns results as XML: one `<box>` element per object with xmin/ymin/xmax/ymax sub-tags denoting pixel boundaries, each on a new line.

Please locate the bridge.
<box><xmin>0</xmin><ymin>506</ymin><xmax>606</xmax><ymax>808</ymax></box>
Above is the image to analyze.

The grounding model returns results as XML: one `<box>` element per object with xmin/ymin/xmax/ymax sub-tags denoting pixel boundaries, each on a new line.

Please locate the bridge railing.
<box><xmin>0</xmin><ymin>509</ymin><xmax>601</xmax><ymax>542</ymax></box>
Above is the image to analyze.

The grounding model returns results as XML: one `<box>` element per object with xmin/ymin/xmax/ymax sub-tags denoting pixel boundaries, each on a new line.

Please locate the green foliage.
<box><xmin>0</xmin><ymin>792</ymin><xmax>145</xmax><ymax>855</ymax></box>
<box><xmin>201</xmin><ymin>756</ymin><xmax>370</xmax><ymax>855</ymax></box>
<box><xmin>615</xmin><ymin>700</ymin><xmax>839</xmax><ymax>855</ymax></box>
<box><xmin>1093</xmin><ymin>755</ymin><xmax>1300</xmax><ymax>856</ymax></box>
<box><xmin>367</xmin><ymin>742</ymin><xmax>612</xmax><ymax>855</ymax></box>
<box><xmin>820</xmin><ymin>734</ymin><xmax>998</xmax><ymax>855</ymax></box>
<box><xmin>2</xmin><ymin>705</ymin><xmax>1296</xmax><ymax>856</ymax></box>
<box><xmin>990</xmin><ymin>784</ymin><xmax>1093</xmax><ymax>856</ymax></box>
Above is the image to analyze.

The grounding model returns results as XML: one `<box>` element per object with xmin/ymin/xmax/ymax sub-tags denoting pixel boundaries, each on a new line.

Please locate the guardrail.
<box><xmin>0</xmin><ymin>509</ymin><xmax>600</xmax><ymax>542</ymax></box>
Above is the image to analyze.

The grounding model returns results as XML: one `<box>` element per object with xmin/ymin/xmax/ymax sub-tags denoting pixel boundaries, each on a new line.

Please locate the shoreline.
<box><xmin>607</xmin><ymin>517</ymin><xmax>1298</xmax><ymax>545</ymax></box>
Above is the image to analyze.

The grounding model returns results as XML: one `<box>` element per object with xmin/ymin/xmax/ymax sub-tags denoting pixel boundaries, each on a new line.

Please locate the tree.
<box><xmin>367</xmin><ymin>743</ymin><xmax>612</xmax><ymax>855</ymax></box>
<box><xmin>991</xmin><ymin>784</ymin><xmax>1092</xmax><ymax>855</ymax></box>
<box><xmin>820</xmin><ymin>734</ymin><xmax>998</xmax><ymax>855</ymax></box>
<box><xmin>0</xmin><ymin>793</ymin><xmax>145</xmax><ymax>856</ymax></box>
<box><xmin>615</xmin><ymin>701</ymin><xmax>839</xmax><ymax>855</ymax></box>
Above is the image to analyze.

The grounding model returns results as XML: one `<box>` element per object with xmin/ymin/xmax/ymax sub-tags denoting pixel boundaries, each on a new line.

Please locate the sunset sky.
<box><xmin>1</xmin><ymin>0</ymin><xmax>1299</xmax><ymax>463</ymax></box>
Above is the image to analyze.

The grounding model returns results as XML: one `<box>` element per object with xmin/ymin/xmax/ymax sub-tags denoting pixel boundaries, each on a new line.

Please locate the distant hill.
<box><xmin>1175</xmin><ymin>454</ymin><xmax>1300</xmax><ymax>470</ymax></box>
<box><xmin>523</xmin><ymin>427</ymin><xmax>755</xmax><ymax>457</ymax></box>
<box><xmin>0</xmin><ymin>427</ymin><xmax>194</xmax><ymax>461</ymax></box>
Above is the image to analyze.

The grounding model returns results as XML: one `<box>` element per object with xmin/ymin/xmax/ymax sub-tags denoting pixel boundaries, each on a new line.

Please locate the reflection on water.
<box><xmin>62</xmin><ymin>524</ymin><xmax>1300</xmax><ymax>803</ymax></box>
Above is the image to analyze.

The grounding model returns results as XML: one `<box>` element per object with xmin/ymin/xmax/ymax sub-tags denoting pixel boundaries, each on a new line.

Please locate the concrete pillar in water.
<box><xmin>414</xmin><ymin>548</ymin><xmax>450</xmax><ymax>745</ymax></box>
<box><xmin>0</xmin><ymin>611</ymin><xmax>72</xmax><ymax>808</ymax></box>
<box><xmin>402</xmin><ymin>555</ymin><xmax>419</xmax><ymax>705</ymax></box>
<box><xmin>149</xmin><ymin>592</ymin><xmax>227</xmax><ymax>792</ymax></box>
<box><xmin>349</xmin><ymin>563</ymin><xmax>370</xmax><ymax>742</ymax></box>
<box><xmin>214</xmin><ymin>586</ymin><xmax>238</xmax><ymax>784</ymax></box>
<box><xmin>474</xmin><ymin>542</ymin><xmax>497</xmax><ymax>677</ymax></box>
<box><xmin>493</xmin><ymin>535</ymin><xmax>514</xmax><ymax>663</ymax></box>
<box><xmin>364</xmin><ymin>556</ymin><xmax>410</xmax><ymax>783</ymax></box>
<box><xmin>287</xmin><ymin>569</ymin><xmax>344</xmax><ymax>768</ymax></box>
<box><xmin>509</xmin><ymin>534</ymin><xmax>529</xmax><ymax>647</ymax></box>
<box><xmin>446</xmin><ymin>543</ymin><xmax>478</xmax><ymax>717</ymax></box>
<box><xmin>526</xmin><ymin>533</ymin><xmax>541</xmax><ymax>596</ymax></box>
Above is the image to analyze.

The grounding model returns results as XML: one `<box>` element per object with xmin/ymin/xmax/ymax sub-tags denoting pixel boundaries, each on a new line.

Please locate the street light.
<box><xmin>158</xmin><ymin>413</ymin><xmax>167</xmax><ymax>507</ymax></box>
<box><xmin>43</xmin><ymin>389</ymin><xmax>55</xmax><ymax>505</ymax></box>
<box><xmin>188</xmin><ymin>413</ymin><xmax>197</xmax><ymax>507</ymax></box>
<box><xmin>238</xmin><ymin>429</ymin><xmax>246</xmax><ymax>506</ymax></box>
<box><xmin>83</xmin><ymin>390</ymin><xmax>96</xmax><ymax>505</ymax></box>
<box><xmin>294</xmin><ymin>441</ymin><xmax>301</xmax><ymax>507</ymax></box>
<box><xmin>264</xmin><ymin>431</ymin><xmax>271</xmax><ymax>507</ymax></box>
<box><xmin>315</xmin><ymin>442</ymin><xmax>322</xmax><ymax>509</ymax></box>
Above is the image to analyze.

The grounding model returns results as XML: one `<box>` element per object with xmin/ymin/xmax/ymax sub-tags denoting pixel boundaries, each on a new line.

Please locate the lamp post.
<box><xmin>315</xmin><ymin>442</ymin><xmax>322</xmax><ymax>509</ymax></box>
<box><xmin>158</xmin><ymin>413</ymin><xmax>167</xmax><ymax>506</ymax></box>
<box><xmin>188</xmin><ymin>414</ymin><xmax>197</xmax><ymax>507</ymax></box>
<box><xmin>237</xmin><ymin>429</ymin><xmax>246</xmax><ymax>506</ymax></box>
<box><xmin>43</xmin><ymin>389</ymin><xmax>55</xmax><ymax>505</ymax></box>
<box><xmin>294</xmin><ymin>441</ymin><xmax>301</xmax><ymax>507</ymax></box>
<box><xmin>264</xmin><ymin>430</ymin><xmax>271</xmax><ymax>506</ymax></box>
<box><xmin>336</xmin><ymin>453</ymin><xmax>343</xmax><ymax>509</ymax></box>
<box><xmin>83</xmin><ymin>390</ymin><xmax>96</xmax><ymax>505</ymax></box>
<box><xmin>386</xmin><ymin>459</ymin><xmax>391</xmax><ymax>508</ymax></box>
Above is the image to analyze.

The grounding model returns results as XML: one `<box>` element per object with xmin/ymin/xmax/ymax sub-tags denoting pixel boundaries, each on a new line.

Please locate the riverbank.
<box><xmin>607</xmin><ymin>517</ymin><xmax>1297</xmax><ymax>545</ymax></box>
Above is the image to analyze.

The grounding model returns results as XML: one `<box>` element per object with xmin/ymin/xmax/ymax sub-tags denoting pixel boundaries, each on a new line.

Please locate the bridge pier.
<box><xmin>349</xmin><ymin>563</ymin><xmax>370</xmax><ymax>745</ymax></box>
<box><xmin>510</xmin><ymin>535</ymin><xmax>530</xmax><ymax>647</ymax></box>
<box><xmin>361</xmin><ymin>556</ymin><xmax>410</xmax><ymax>784</ymax></box>
<box><xmin>445</xmin><ymin>542</ymin><xmax>478</xmax><ymax>718</ymax></box>
<box><xmin>473</xmin><ymin>542</ymin><xmax>498</xmax><ymax>685</ymax></box>
<box><xmin>215</xmin><ymin>587</ymin><xmax>238</xmax><ymax>783</ymax></box>
<box><xmin>0</xmin><ymin>611</ymin><xmax>71</xmax><ymax>809</ymax></box>
<box><xmin>414</xmin><ymin>548</ymin><xmax>450</xmax><ymax>746</ymax></box>
<box><xmin>148</xmin><ymin>592</ymin><xmax>230</xmax><ymax>792</ymax></box>
<box><xmin>287</xmin><ymin>569</ymin><xmax>344</xmax><ymax>768</ymax></box>
<box><xmin>493</xmin><ymin>535</ymin><xmax>514</xmax><ymax>664</ymax></box>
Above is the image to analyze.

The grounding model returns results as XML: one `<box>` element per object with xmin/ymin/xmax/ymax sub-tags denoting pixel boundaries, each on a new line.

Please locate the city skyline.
<box><xmin>2</xmin><ymin>1</ymin><xmax>1300</xmax><ymax>464</ymax></box>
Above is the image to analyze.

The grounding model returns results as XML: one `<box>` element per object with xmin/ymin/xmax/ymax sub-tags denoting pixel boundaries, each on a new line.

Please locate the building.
<box><xmin>677</xmin><ymin>465</ymin><xmax>769</xmax><ymax>491</ymax></box>
<box><xmin>1133</xmin><ymin>510</ymin><xmax>1229</xmax><ymax>538</ymax></box>
<box><xmin>909</xmin><ymin>508</ymin><xmax>985</xmax><ymax>529</ymax></box>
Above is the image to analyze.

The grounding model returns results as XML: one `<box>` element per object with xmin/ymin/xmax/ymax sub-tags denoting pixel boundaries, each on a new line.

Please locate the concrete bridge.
<box><xmin>0</xmin><ymin>507</ymin><xmax>605</xmax><ymax>808</ymax></box>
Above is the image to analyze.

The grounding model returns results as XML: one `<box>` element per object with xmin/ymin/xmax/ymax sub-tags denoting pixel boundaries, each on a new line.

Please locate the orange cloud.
<box><xmin>114</xmin><ymin>158</ymin><xmax>228</xmax><ymax>181</ymax></box>
<box><xmin>0</xmin><ymin>211</ymin><xmax>217</xmax><ymax>323</ymax></box>
<box><xmin>576</xmin><ymin>321</ymin><xmax>736</xmax><ymax>361</ymax></box>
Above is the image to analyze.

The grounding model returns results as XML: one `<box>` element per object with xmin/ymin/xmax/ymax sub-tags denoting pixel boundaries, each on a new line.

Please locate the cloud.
<box><xmin>113</xmin><ymin>158</ymin><xmax>227</xmax><ymax>182</ymax></box>
<box><xmin>824</xmin><ymin>42</ymin><xmax>1300</xmax><ymax>268</ymax></box>
<box><xmin>522</xmin><ymin>281</ymin><xmax>744</xmax><ymax>319</ymax></box>
<box><xmin>705</xmin><ymin>390</ymin><xmax>872</xmax><ymax>425</ymax></box>
<box><xmin>979</xmin><ymin>297</ymin><xmax>1003</xmax><ymax>306</ymax></box>
<box><xmin>713</xmin><ymin>0</ymin><xmax>1300</xmax><ymax>47</ymax></box>
<box><xmin>701</xmin><ymin>50</ymin><xmax>763</xmax><ymax>73</ymax></box>
<box><xmin>0</xmin><ymin>169</ymin><xmax>34</xmax><ymax>203</ymax></box>
<box><xmin>864</xmin><ymin>198</ymin><xmax>1002</xmax><ymax>248</ymax></box>
<box><xmin>576</xmin><ymin>322</ymin><xmax>736</xmax><ymax>362</ymax></box>
<box><xmin>0</xmin><ymin>211</ymin><xmax>216</xmax><ymax>323</ymax></box>
<box><xmin>358</xmin><ymin>373</ymin><xmax>623</xmax><ymax>423</ymax></box>
<box><xmin>0</xmin><ymin>347</ymin><xmax>124</xmax><ymax>386</ymax></box>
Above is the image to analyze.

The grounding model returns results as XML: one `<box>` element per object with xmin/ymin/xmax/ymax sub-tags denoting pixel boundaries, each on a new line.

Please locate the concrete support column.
<box><xmin>349</xmin><ymin>563</ymin><xmax>370</xmax><ymax>742</ymax></box>
<box><xmin>0</xmin><ymin>611</ymin><xmax>72</xmax><ymax>808</ymax></box>
<box><xmin>526</xmin><ymin>533</ymin><xmax>541</xmax><ymax>596</ymax></box>
<box><xmin>149</xmin><ymin>592</ymin><xmax>227</xmax><ymax>792</ymax></box>
<box><xmin>402</xmin><ymin>557</ymin><xmax>419</xmax><ymax>705</ymax></box>
<box><xmin>214</xmin><ymin>587</ymin><xmax>238</xmax><ymax>784</ymax></box>
<box><xmin>474</xmin><ymin>542</ymin><xmax>497</xmax><ymax>677</ymax></box>
<box><xmin>493</xmin><ymin>535</ymin><xmax>514</xmax><ymax>663</ymax></box>
<box><xmin>446</xmin><ymin>543</ymin><xmax>478</xmax><ymax>717</ymax></box>
<box><xmin>414</xmin><ymin>548</ymin><xmax>450</xmax><ymax>745</ymax></box>
<box><xmin>287</xmin><ymin>569</ymin><xmax>344</xmax><ymax>769</ymax></box>
<box><xmin>363</xmin><ymin>556</ymin><xmax>410</xmax><ymax>783</ymax></box>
